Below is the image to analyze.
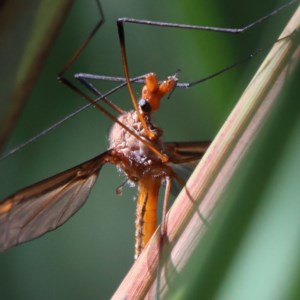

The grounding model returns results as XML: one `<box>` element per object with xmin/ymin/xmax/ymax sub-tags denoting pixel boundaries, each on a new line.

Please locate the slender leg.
<box><xmin>58</xmin><ymin>0</ymin><xmax>104</xmax><ymax>78</ymax></box>
<box><xmin>161</xmin><ymin>176</ymin><xmax>172</xmax><ymax>238</ymax></box>
<box><xmin>1</xmin><ymin>1</ymin><xmax>295</xmax><ymax>161</ymax></box>
<box><xmin>116</xmin><ymin>1</ymin><xmax>296</xmax><ymax>90</ymax></box>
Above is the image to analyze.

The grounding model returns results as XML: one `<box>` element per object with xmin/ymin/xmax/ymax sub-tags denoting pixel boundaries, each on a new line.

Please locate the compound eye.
<box><xmin>139</xmin><ymin>99</ymin><xmax>152</xmax><ymax>113</ymax></box>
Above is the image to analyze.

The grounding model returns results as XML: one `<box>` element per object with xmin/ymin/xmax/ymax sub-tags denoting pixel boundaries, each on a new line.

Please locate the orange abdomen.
<box><xmin>135</xmin><ymin>176</ymin><xmax>161</xmax><ymax>259</ymax></box>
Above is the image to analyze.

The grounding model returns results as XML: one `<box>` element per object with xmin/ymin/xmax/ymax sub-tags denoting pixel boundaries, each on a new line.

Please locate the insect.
<box><xmin>0</xmin><ymin>4</ymin><xmax>211</xmax><ymax>259</ymax></box>
<box><xmin>0</xmin><ymin>69</ymin><xmax>210</xmax><ymax>258</ymax></box>
<box><xmin>0</xmin><ymin>0</ymin><xmax>296</xmax><ymax>298</ymax></box>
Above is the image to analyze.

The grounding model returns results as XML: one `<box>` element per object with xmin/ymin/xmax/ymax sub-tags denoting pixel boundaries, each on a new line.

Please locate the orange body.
<box><xmin>135</xmin><ymin>176</ymin><xmax>161</xmax><ymax>259</ymax></box>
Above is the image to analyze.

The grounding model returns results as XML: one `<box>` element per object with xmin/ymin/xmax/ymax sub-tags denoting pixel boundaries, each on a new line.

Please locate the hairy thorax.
<box><xmin>108</xmin><ymin>110</ymin><xmax>165</xmax><ymax>180</ymax></box>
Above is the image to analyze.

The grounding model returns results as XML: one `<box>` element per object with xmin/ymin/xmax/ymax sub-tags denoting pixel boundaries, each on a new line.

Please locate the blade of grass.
<box><xmin>0</xmin><ymin>0</ymin><xmax>74</xmax><ymax>149</ymax></box>
<box><xmin>167</xmin><ymin>40</ymin><xmax>300</xmax><ymax>300</ymax></box>
<box><xmin>112</xmin><ymin>4</ymin><xmax>300</xmax><ymax>299</ymax></box>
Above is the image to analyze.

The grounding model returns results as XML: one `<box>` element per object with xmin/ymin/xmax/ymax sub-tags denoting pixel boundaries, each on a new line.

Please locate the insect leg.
<box><xmin>161</xmin><ymin>176</ymin><xmax>172</xmax><ymax>238</ymax></box>
<box><xmin>74</xmin><ymin>73</ymin><xmax>147</xmax><ymax>114</ymax></box>
<box><xmin>58</xmin><ymin>0</ymin><xmax>104</xmax><ymax>79</ymax></box>
<box><xmin>116</xmin><ymin>1</ymin><xmax>296</xmax><ymax>92</ymax></box>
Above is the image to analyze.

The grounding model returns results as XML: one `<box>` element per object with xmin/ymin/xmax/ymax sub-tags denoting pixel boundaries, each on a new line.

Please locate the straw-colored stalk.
<box><xmin>112</xmin><ymin>5</ymin><xmax>300</xmax><ymax>300</ymax></box>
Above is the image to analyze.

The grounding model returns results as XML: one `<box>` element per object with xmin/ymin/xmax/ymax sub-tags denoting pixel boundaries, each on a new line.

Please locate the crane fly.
<box><xmin>0</xmin><ymin>0</ymin><xmax>296</xmax><ymax>260</ymax></box>
<box><xmin>0</xmin><ymin>71</ymin><xmax>209</xmax><ymax>258</ymax></box>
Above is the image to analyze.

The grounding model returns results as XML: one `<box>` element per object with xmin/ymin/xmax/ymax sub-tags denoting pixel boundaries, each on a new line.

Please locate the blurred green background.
<box><xmin>0</xmin><ymin>0</ymin><xmax>298</xmax><ymax>299</ymax></box>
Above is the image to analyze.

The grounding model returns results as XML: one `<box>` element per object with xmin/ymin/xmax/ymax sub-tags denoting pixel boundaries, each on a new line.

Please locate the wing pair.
<box><xmin>0</xmin><ymin>141</ymin><xmax>209</xmax><ymax>252</ymax></box>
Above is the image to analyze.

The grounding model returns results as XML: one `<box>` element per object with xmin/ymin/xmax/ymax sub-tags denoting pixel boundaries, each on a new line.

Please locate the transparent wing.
<box><xmin>0</xmin><ymin>151</ymin><xmax>112</xmax><ymax>252</ymax></box>
<box><xmin>169</xmin><ymin>161</ymin><xmax>198</xmax><ymax>196</ymax></box>
<box><xmin>164</xmin><ymin>141</ymin><xmax>211</xmax><ymax>163</ymax></box>
<box><xmin>164</xmin><ymin>141</ymin><xmax>211</xmax><ymax>196</ymax></box>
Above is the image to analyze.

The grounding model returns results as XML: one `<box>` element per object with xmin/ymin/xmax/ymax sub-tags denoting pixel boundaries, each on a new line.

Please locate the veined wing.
<box><xmin>164</xmin><ymin>141</ymin><xmax>211</xmax><ymax>195</ymax></box>
<box><xmin>164</xmin><ymin>141</ymin><xmax>210</xmax><ymax>163</ymax></box>
<box><xmin>0</xmin><ymin>151</ymin><xmax>113</xmax><ymax>252</ymax></box>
